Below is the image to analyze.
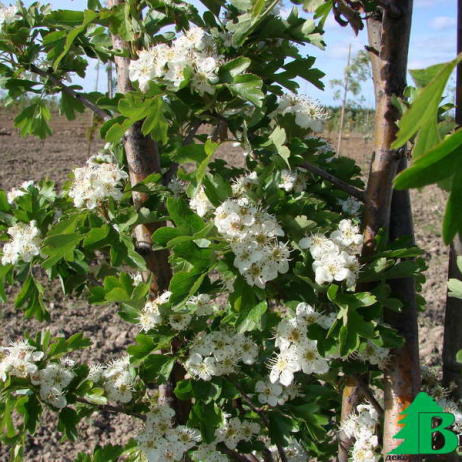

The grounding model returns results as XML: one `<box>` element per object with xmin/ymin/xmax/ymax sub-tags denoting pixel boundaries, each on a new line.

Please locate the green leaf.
<box><xmin>228</xmin><ymin>74</ymin><xmax>264</xmax><ymax>107</ymax></box>
<box><xmin>456</xmin><ymin>350</ymin><xmax>462</xmax><ymax>364</ymax></box>
<box><xmin>15</xmin><ymin>102</ymin><xmax>52</xmax><ymax>139</ymax></box>
<box><xmin>169</xmin><ymin>271</ymin><xmax>205</xmax><ymax>304</ymax></box>
<box><xmin>448</xmin><ymin>278</ymin><xmax>462</xmax><ymax>300</ymax></box>
<box><xmin>269</xmin><ymin>126</ymin><xmax>290</xmax><ymax>166</ymax></box>
<box><xmin>141</xmin><ymin>97</ymin><xmax>168</xmax><ymax>143</ymax></box>
<box><xmin>196</xmin><ymin>140</ymin><xmax>218</xmax><ymax>185</ymax></box>
<box><xmin>394</xmin><ymin>129</ymin><xmax>462</xmax><ymax>190</ymax></box>
<box><xmin>443</xmin><ymin>169</ymin><xmax>462</xmax><ymax>244</ymax></box>
<box><xmin>60</xmin><ymin>91</ymin><xmax>85</xmax><ymax>120</ymax></box>
<box><xmin>47</xmin><ymin>333</ymin><xmax>91</xmax><ymax>358</ymax></box>
<box><xmin>83</xmin><ymin>225</ymin><xmax>110</xmax><ymax>248</ymax></box>
<box><xmin>219</xmin><ymin>57</ymin><xmax>251</xmax><ymax>82</ymax></box>
<box><xmin>189</xmin><ymin>402</ymin><xmax>223</xmax><ymax>443</ymax></box>
<box><xmin>139</xmin><ymin>354</ymin><xmax>175</xmax><ymax>384</ymax></box>
<box><xmin>42</xmin><ymin>232</ymin><xmax>82</xmax><ymax>261</ymax></box>
<box><xmin>392</xmin><ymin>57</ymin><xmax>460</xmax><ymax>149</ymax></box>
<box><xmin>53</xmin><ymin>10</ymin><xmax>99</xmax><ymax>70</ymax></box>
<box><xmin>58</xmin><ymin>408</ymin><xmax>80</xmax><ymax>440</ymax></box>
<box><xmin>166</xmin><ymin>197</ymin><xmax>205</xmax><ymax>234</ymax></box>
<box><xmin>237</xmin><ymin>300</ymin><xmax>267</xmax><ymax>332</ymax></box>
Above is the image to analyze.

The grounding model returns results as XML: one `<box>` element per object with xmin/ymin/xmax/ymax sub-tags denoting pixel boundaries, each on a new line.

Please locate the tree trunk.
<box><xmin>108</xmin><ymin>0</ymin><xmax>171</xmax><ymax>294</ymax></box>
<box><xmin>338</xmin><ymin>1</ymin><xmax>418</xmax><ymax>460</ymax></box>
<box><xmin>107</xmin><ymin>0</ymin><xmax>190</xmax><ymax>422</ymax></box>
<box><xmin>385</xmin><ymin>159</ymin><xmax>421</xmax><ymax>459</ymax></box>
<box><xmin>443</xmin><ymin>237</ymin><xmax>462</xmax><ymax>395</ymax></box>
<box><xmin>442</xmin><ymin>0</ymin><xmax>462</xmax><ymax>401</ymax></box>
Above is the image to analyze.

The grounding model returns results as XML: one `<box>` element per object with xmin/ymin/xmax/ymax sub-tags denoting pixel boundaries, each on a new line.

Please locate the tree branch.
<box><xmin>375</xmin><ymin>0</ymin><xmax>404</xmax><ymax>18</ymax></box>
<box><xmin>299</xmin><ymin>161</ymin><xmax>366</xmax><ymax>201</ymax></box>
<box><xmin>355</xmin><ymin>376</ymin><xmax>384</xmax><ymax>418</ymax></box>
<box><xmin>28</xmin><ymin>64</ymin><xmax>111</xmax><ymax>122</ymax></box>
<box><xmin>75</xmin><ymin>397</ymin><xmax>146</xmax><ymax>421</ymax></box>
<box><xmin>218</xmin><ymin>445</ymin><xmax>260</xmax><ymax>462</ymax></box>
<box><xmin>228</xmin><ymin>379</ymin><xmax>288</xmax><ymax>462</ymax></box>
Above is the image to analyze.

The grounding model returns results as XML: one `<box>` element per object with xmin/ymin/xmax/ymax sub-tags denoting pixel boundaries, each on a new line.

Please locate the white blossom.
<box><xmin>137</xmin><ymin>404</ymin><xmax>201</xmax><ymax>462</ymax></box>
<box><xmin>270</xmin><ymin>93</ymin><xmax>328</xmax><ymax>131</ymax></box>
<box><xmin>190</xmin><ymin>186</ymin><xmax>214</xmax><ymax>217</ymax></box>
<box><xmin>1</xmin><ymin>221</ymin><xmax>41</xmax><ymax>265</ymax></box>
<box><xmin>214</xmin><ymin>198</ymin><xmax>289</xmax><ymax>288</ymax></box>
<box><xmin>129</xmin><ymin>27</ymin><xmax>221</xmax><ymax>95</ymax></box>
<box><xmin>102</xmin><ymin>356</ymin><xmax>134</xmax><ymax>403</ymax></box>
<box><xmin>0</xmin><ymin>3</ymin><xmax>19</xmax><ymax>27</ymax></box>
<box><xmin>69</xmin><ymin>155</ymin><xmax>128</xmax><ymax>209</ymax></box>
<box><xmin>339</xmin><ymin>197</ymin><xmax>361</xmax><ymax>216</ymax></box>
<box><xmin>185</xmin><ymin>329</ymin><xmax>258</xmax><ymax>380</ymax></box>
<box><xmin>7</xmin><ymin>180</ymin><xmax>34</xmax><ymax>203</ymax></box>
<box><xmin>215</xmin><ymin>416</ymin><xmax>259</xmax><ymax>450</ymax></box>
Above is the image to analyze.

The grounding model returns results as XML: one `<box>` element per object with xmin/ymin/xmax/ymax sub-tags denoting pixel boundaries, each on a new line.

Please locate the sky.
<box><xmin>21</xmin><ymin>0</ymin><xmax>458</xmax><ymax>106</ymax></box>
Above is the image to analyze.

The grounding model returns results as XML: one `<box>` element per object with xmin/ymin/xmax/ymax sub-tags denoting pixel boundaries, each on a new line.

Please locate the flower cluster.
<box><xmin>357</xmin><ymin>341</ymin><xmax>389</xmax><ymax>369</ymax></box>
<box><xmin>214</xmin><ymin>198</ymin><xmax>289</xmax><ymax>288</ymax></box>
<box><xmin>231</xmin><ymin>171</ymin><xmax>259</xmax><ymax>196</ymax></box>
<box><xmin>299</xmin><ymin>219</ymin><xmax>363</xmax><ymax>288</ymax></box>
<box><xmin>214</xmin><ymin>415</ymin><xmax>260</xmax><ymax>450</ymax></box>
<box><xmin>139</xmin><ymin>291</ymin><xmax>172</xmax><ymax>332</ymax></box>
<box><xmin>31</xmin><ymin>360</ymin><xmax>75</xmax><ymax>409</ymax></box>
<box><xmin>189</xmin><ymin>185</ymin><xmax>214</xmax><ymax>217</ymax></box>
<box><xmin>255</xmin><ymin>379</ymin><xmax>302</xmax><ymax>407</ymax></box>
<box><xmin>89</xmin><ymin>356</ymin><xmax>134</xmax><ymax>403</ymax></box>
<box><xmin>0</xmin><ymin>340</ymin><xmax>43</xmax><ymax>381</ymax></box>
<box><xmin>1</xmin><ymin>220</ymin><xmax>41</xmax><ymax>265</ymax></box>
<box><xmin>278</xmin><ymin>169</ymin><xmax>308</xmax><ymax>193</ymax></box>
<box><xmin>339</xmin><ymin>196</ymin><xmax>361</xmax><ymax>216</ymax></box>
<box><xmin>341</xmin><ymin>403</ymin><xmax>380</xmax><ymax>462</ymax></box>
<box><xmin>137</xmin><ymin>404</ymin><xmax>201</xmax><ymax>462</ymax></box>
<box><xmin>7</xmin><ymin>180</ymin><xmax>34</xmax><ymax>203</ymax></box>
<box><xmin>192</xmin><ymin>444</ymin><xmax>227</xmax><ymax>462</ymax></box>
<box><xmin>0</xmin><ymin>340</ymin><xmax>76</xmax><ymax>409</ymax></box>
<box><xmin>270</xmin><ymin>93</ymin><xmax>328</xmax><ymax>131</ymax></box>
<box><xmin>269</xmin><ymin>439</ymin><xmax>309</xmax><ymax>462</ymax></box>
<box><xmin>129</xmin><ymin>26</ymin><xmax>221</xmax><ymax>94</ymax></box>
<box><xmin>185</xmin><ymin>329</ymin><xmax>258</xmax><ymax>381</ymax></box>
<box><xmin>270</xmin><ymin>303</ymin><xmax>331</xmax><ymax>386</ymax></box>
<box><xmin>69</xmin><ymin>154</ymin><xmax>128</xmax><ymax>210</ymax></box>
<box><xmin>0</xmin><ymin>3</ymin><xmax>19</xmax><ymax>27</ymax></box>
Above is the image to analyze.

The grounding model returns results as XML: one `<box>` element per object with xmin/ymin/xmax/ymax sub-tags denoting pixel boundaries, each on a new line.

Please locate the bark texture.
<box><xmin>366</xmin><ymin>3</ymin><xmax>420</xmax><ymax>458</ymax></box>
<box><xmin>385</xmin><ymin>160</ymin><xmax>421</xmax><ymax>460</ymax></box>
<box><xmin>442</xmin><ymin>0</ymin><xmax>462</xmax><ymax>401</ymax></box>
<box><xmin>338</xmin><ymin>2</ymin><xmax>419</xmax><ymax>460</ymax></box>
<box><xmin>108</xmin><ymin>0</ymin><xmax>171</xmax><ymax>294</ymax></box>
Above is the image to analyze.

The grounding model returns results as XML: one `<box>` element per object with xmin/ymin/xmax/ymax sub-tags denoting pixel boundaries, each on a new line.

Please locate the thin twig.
<box><xmin>355</xmin><ymin>376</ymin><xmax>385</xmax><ymax>418</ymax></box>
<box><xmin>218</xmin><ymin>445</ymin><xmax>259</xmax><ymax>462</ymax></box>
<box><xmin>228</xmin><ymin>379</ymin><xmax>288</xmax><ymax>462</ymax></box>
<box><xmin>29</xmin><ymin>64</ymin><xmax>111</xmax><ymax>121</ymax></box>
<box><xmin>262</xmin><ymin>448</ymin><xmax>275</xmax><ymax>462</ymax></box>
<box><xmin>299</xmin><ymin>161</ymin><xmax>366</xmax><ymax>201</ymax></box>
<box><xmin>75</xmin><ymin>397</ymin><xmax>146</xmax><ymax>421</ymax></box>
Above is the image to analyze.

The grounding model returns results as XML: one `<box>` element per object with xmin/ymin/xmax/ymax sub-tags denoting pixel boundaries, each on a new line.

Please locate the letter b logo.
<box><xmin>418</xmin><ymin>413</ymin><xmax>459</xmax><ymax>454</ymax></box>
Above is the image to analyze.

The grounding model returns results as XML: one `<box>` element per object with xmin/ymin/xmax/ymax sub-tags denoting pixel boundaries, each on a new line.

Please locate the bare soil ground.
<box><xmin>0</xmin><ymin>112</ymin><xmax>448</xmax><ymax>461</ymax></box>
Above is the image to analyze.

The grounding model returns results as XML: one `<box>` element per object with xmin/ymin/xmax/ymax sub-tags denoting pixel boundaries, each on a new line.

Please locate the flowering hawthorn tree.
<box><xmin>0</xmin><ymin>0</ymin><xmax>429</xmax><ymax>461</ymax></box>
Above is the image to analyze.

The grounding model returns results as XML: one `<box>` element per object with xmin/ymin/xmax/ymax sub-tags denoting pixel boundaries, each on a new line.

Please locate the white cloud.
<box><xmin>430</xmin><ymin>16</ymin><xmax>456</xmax><ymax>30</ymax></box>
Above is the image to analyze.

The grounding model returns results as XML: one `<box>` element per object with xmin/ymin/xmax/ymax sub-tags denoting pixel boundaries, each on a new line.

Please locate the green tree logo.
<box><xmin>390</xmin><ymin>392</ymin><xmax>459</xmax><ymax>455</ymax></box>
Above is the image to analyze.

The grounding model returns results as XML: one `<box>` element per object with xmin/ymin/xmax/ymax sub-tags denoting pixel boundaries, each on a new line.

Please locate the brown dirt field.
<box><xmin>0</xmin><ymin>112</ymin><xmax>448</xmax><ymax>461</ymax></box>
